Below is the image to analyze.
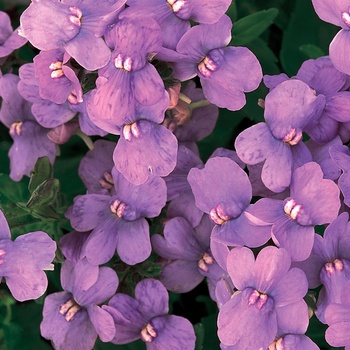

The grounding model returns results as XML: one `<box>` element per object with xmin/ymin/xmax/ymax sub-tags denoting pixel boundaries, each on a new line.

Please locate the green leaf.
<box><xmin>231</xmin><ymin>8</ymin><xmax>279</xmax><ymax>46</ymax></box>
<box><xmin>28</xmin><ymin>157</ymin><xmax>53</xmax><ymax>194</ymax></box>
<box><xmin>280</xmin><ymin>0</ymin><xmax>338</xmax><ymax>75</ymax></box>
<box><xmin>0</xmin><ymin>173</ymin><xmax>28</xmax><ymax>204</ymax></box>
<box><xmin>26</xmin><ymin>179</ymin><xmax>60</xmax><ymax>209</ymax></box>
<box><xmin>299</xmin><ymin>44</ymin><xmax>325</xmax><ymax>59</ymax></box>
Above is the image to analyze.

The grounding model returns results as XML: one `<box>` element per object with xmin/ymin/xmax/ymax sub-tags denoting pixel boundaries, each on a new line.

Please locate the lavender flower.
<box><xmin>218</xmin><ymin>246</ymin><xmax>309</xmax><ymax>349</ymax></box>
<box><xmin>0</xmin><ymin>210</ymin><xmax>56</xmax><ymax>301</ymax></box>
<box><xmin>40</xmin><ymin>258</ymin><xmax>118</xmax><ymax>350</ymax></box>
<box><xmin>235</xmin><ymin>79</ymin><xmax>325</xmax><ymax>192</ymax></box>
<box><xmin>20</xmin><ymin>0</ymin><xmax>126</xmax><ymax>70</ymax></box>
<box><xmin>171</xmin><ymin>15</ymin><xmax>262</xmax><ymax>111</ymax></box>
<box><xmin>68</xmin><ymin>168</ymin><xmax>167</xmax><ymax>265</ymax></box>
<box><xmin>103</xmin><ymin>278</ymin><xmax>196</xmax><ymax>349</ymax></box>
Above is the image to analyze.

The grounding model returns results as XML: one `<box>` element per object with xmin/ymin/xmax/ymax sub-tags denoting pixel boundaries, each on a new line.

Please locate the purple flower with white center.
<box><xmin>152</xmin><ymin>215</ymin><xmax>228</xmax><ymax>299</ymax></box>
<box><xmin>324</xmin><ymin>280</ymin><xmax>350</xmax><ymax>348</ymax></box>
<box><xmin>33</xmin><ymin>48</ymin><xmax>82</xmax><ymax>104</ymax></box>
<box><xmin>113</xmin><ymin>116</ymin><xmax>178</xmax><ymax>186</ymax></box>
<box><xmin>311</xmin><ymin>0</ymin><xmax>350</xmax><ymax>76</ymax></box>
<box><xmin>0</xmin><ymin>210</ymin><xmax>56</xmax><ymax>301</ymax></box>
<box><xmin>188</xmin><ymin>156</ymin><xmax>271</xmax><ymax>248</ymax></box>
<box><xmin>0</xmin><ymin>11</ymin><xmax>27</xmax><ymax>63</ymax></box>
<box><xmin>267</xmin><ymin>335</ymin><xmax>320</xmax><ymax>350</ymax></box>
<box><xmin>103</xmin><ymin>278</ymin><xmax>196</xmax><ymax>349</ymax></box>
<box><xmin>126</xmin><ymin>0</ymin><xmax>231</xmax><ymax>50</ymax></box>
<box><xmin>20</xmin><ymin>0</ymin><xmax>126</xmax><ymax>70</ymax></box>
<box><xmin>218</xmin><ymin>246</ymin><xmax>309</xmax><ymax>349</ymax></box>
<box><xmin>0</xmin><ymin>72</ymin><xmax>56</xmax><ymax>181</ymax></box>
<box><xmin>165</xmin><ymin>145</ymin><xmax>204</xmax><ymax>227</ymax></box>
<box><xmin>69</xmin><ymin>168</ymin><xmax>167</xmax><ymax>265</ymax></box>
<box><xmin>235</xmin><ymin>79</ymin><xmax>325</xmax><ymax>192</ymax></box>
<box><xmin>78</xmin><ymin>139</ymin><xmax>116</xmax><ymax>195</ymax></box>
<box><xmin>18</xmin><ymin>63</ymin><xmax>77</xmax><ymax>129</ymax></box>
<box><xmin>250</xmin><ymin>162</ymin><xmax>340</xmax><ymax>261</ymax></box>
<box><xmin>171</xmin><ymin>15</ymin><xmax>262</xmax><ymax>111</ymax></box>
<box><xmin>265</xmin><ymin>57</ymin><xmax>350</xmax><ymax>144</ymax></box>
<box><xmin>87</xmin><ymin>16</ymin><xmax>167</xmax><ymax>132</ymax></box>
<box><xmin>40</xmin><ymin>258</ymin><xmax>118</xmax><ymax>350</ymax></box>
<box><xmin>293</xmin><ymin>213</ymin><xmax>350</xmax><ymax>323</ymax></box>
<box><xmin>329</xmin><ymin>143</ymin><xmax>350</xmax><ymax>208</ymax></box>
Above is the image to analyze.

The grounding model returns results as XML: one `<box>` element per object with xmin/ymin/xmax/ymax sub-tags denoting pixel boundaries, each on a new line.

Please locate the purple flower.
<box><xmin>20</xmin><ymin>0</ymin><xmax>126</xmax><ymax>70</ymax></box>
<box><xmin>324</xmin><ymin>280</ymin><xmax>350</xmax><ymax>348</ymax></box>
<box><xmin>294</xmin><ymin>213</ymin><xmax>350</xmax><ymax>323</ymax></box>
<box><xmin>0</xmin><ymin>72</ymin><xmax>56</xmax><ymax>181</ymax></box>
<box><xmin>188</xmin><ymin>156</ymin><xmax>271</xmax><ymax>247</ymax></box>
<box><xmin>171</xmin><ymin>15</ymin><xmax>262</xmax><ymax>111</ymax></box>
<box><xmin>40</xmin><ymin>258</ymin><xmax>118</xmax><ymax>350</ymax></box>
<box><xmin>68</xmin><ymin>168</ymin><xmax>167</xmax><ymax>265</ymax></box>
<box><xmin>218</xmin><ymin>246</ymin><xmax>309</xmax><ymax>349</ymax></box>
<box><xmin>235</xmin><ymin>80</ymin><xmax>325</xmax><ymax>192</ymax></box>
<box><xmin>0</xmin><ymin>11</ymin><xmax>27</xmax><ymax>62</ymax></box>
<box><xmin>311</xmin><ymin>0</ymin><xmax>350</xmax><ymax>75</ymax></box>
<box><xmin>249</xmin><ymin>162</ymin><xmax>341</xmax><ymax>261</ymax></box>
<box><xmin>87</xmin><ymin>16</ymin><xmax>167</xmax><ymax>133</ymax></box>
<box><xmin>152</xmin><ymin>215</ymin><xmax>228</xmax><ymax>299</ymax></box>
<box><xmin>103</xmin><ymin>278</ymin><xmax>196</xmax><ymax>349</ymax></box>
<box><xmin>126</xmin><ymin>0</ymin><xmax>230</xmax><ymax>50</ymax></box>
<box><xmin>0</xmin><ymin>210</ymin><xmax>56</xmax><ymax>301</ymax></box>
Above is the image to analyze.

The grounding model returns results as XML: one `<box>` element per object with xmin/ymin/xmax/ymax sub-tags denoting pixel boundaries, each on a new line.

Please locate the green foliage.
<box><xmin>231</xmin><ymin>8</ymin><xmax>279</xmax><ymax>46</ymax></box>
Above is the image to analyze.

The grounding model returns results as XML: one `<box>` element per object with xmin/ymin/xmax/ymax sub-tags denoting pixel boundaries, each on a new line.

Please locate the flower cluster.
<box><xmin>0</xmin><ymin>0</ymin><xmax>350</xmax><ymax>349</ymax></box>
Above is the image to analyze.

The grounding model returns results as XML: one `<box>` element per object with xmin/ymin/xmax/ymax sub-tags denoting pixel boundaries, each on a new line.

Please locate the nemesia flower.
<box><xmin>235</xmin><ymin>79</ymin><xmax>325</xmax><ymax>192</ymax></box>
<box><xmin>249</xmin><ymin>162</ymin><xmax>340</xmax><ymax>261</ymax></box>
<box><xmin>218</xmin><ymin>246</ymin><xmax>309</xmax><ymax>349</ymax></box>
<box><xmin>0</xmin><ymin>210</ymin><xmax>56</xmax><ymax>301</ymax></box>
<box><xmin>68</xmin><ymin>168</ymin><xmax>167</xmax><ymax>265</ymax></box>
<box><xmin>171</xmin><ymin>15</ymin><xmax>262</xmax><ymax>111</ymax></box>
<box><xmin>40</xmin><ymin>258</ymin><xmax>118</xmax><ymax>350</ymax></box>
<box><xmin>0</xmin><ymin>72</ymin><xmax>56</xmax><ymax>181</ymax></box>
<box><xmin>0</xmin><ymin>11</ymin><xmax>27</xmax><ymax>63</ymax></box>
<box><xmin>20</xmin><ymin>0</ymin><xmax>126</xmax><ymax>70</ymax></box>
<box><xmin>188</xmin><ymin>156</ymin><xmax>271</xmax><ymax>247</ymax></box>
<box><xmin>103</xmin><ymin>278</ymin><xmax>196</xmax><ymax>349</ymax></box>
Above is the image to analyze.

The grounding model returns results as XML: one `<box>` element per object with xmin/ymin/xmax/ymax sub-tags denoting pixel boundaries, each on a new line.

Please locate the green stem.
<box><xmin>75</xmin><ymin>129</ymin><xmax>94</xmax><ymax>150</ymax></box>
<box><xmin>189</xmin><ymin>99</ymin><xmax>211</xmax><ymax>111</ymax></box>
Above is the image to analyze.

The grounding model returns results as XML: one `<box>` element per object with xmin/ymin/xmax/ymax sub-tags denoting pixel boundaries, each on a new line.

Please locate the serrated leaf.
<box><xmin>299</xmin><ymin>44</ymin><xmax>325</xmax><ymax>59</ymax></box>
<box><xmin>28</xmin><ymin>157</ymin><xmax>53</xmax><ymax>194</ymax></box>
<box><xmin>26</xmin><ymin>179</ymin><xmax>60</xmax><ymax>209</ymax></box>
<box><xmin>231</xmin><ymin>8</ymin><xmax>279</xmax><ymax>46</ymax></box>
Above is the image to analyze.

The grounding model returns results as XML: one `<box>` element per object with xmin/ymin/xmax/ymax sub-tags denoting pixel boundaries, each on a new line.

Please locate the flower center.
<box><xmin>9</xmin><ymin>122</ymin><xmax>23</xmax><ymax>137</ymax></box>
<box><xmin>122</xmin><ymin>122</ymin><xmax>140</xmax><ymax>141</ymax></box>
<box><xmin>269</xmin><ymin>337</ymin><xmax>284</xmax><ymax>350</ymax></box>
<box><xmin>248</xmin><ymin>290</ymin><xmax>269</xmax><ymax>310</ymax></box>
<box><xmin>342</xmin><ymin>9</ymin><xmax>350</xmax><ymax>27</ymax></box>
<box><xmin>283</xmin><ymin>198</ymin><xmax>302</xmax><ymax>220</ymax></box>
<box><xmin>99</xmin><ymin>171</ymin><xmax>114</xmax><ymax>191</ymax></box>
<box><xmin>209</xmin><ymin>204</ymin><xmax>230</xmax><ymax>225</ymax></box>
<box><xmin>167</xmin><ymin>0</ymin><xmax>185</xmax><ymax>13</ymax></box>
<box><xmin>282</xmin><ymin>128</ymin><xmax>302</xmax><ymax>145</ymax></box>
<box><xmin>0</xmin><ymin>249</ymin><xmax>6</xmax><ymax>265</ymax></box>
<box><xmin>110</xmin><ymin>198</ymin><xmax>126</xmax><ymax>218</ymax></box>
<box><xmin>49</xmin><ymin>61</ymin><xmax>64</xmax><ymax>79</ymax></box>
<box><xmin>59</xmin><ymin>298</ymin><xmax>81</xmax><ymax>321</ymax></box>
<box><xmin>324</xmin><ymin>259</ymin><xmax>344</xmax><ymax>275</ymax></box>
<box><xmin>198</xmin><ymin>56</ymin><xmax>218</xmax><ymax>78</ymax></box>
<box><xmin>68</xmin><ymin>7</ymin><xmax>83</xmax><ymax>27</ymax></box>
<box><xmin>198</xmin><ymin>252</ymin><xmax>214</xmax><ymax>272</ymax></box>
<box><xmin>141</xmin><ymin>322</ymin><xmax>157</xmax><ymax>342</ymax></box>
<box><xmin>114</xmin><ymin>54</ymin><xmax>133</xmax><ymax>71</ymax></box>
